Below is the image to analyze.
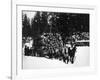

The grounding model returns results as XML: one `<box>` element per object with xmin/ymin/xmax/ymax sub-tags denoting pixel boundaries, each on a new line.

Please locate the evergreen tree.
<box><xmin>22</xmin><ymin>14</ymin><xmax>31</xmax><ymax>37</ymax></box>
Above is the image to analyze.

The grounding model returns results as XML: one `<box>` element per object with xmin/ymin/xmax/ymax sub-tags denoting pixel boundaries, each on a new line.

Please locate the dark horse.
<box><xmin>68</xmin><ymin>45</ymin><xmax>77</xmax><ymax>64</ymax></box>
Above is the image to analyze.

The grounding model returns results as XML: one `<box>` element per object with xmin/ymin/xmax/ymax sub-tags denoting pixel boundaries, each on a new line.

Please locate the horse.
<box><xmin>68</xmin><ymin>45</ymin><xmax>77</xmax><ymax>64</ymax></box>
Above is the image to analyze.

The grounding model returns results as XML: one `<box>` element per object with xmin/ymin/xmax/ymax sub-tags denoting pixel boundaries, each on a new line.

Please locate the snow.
<box><xmin>23</xmin><ymin>47</ymin><xmax>89</xmax><ymax>69</ymax></box>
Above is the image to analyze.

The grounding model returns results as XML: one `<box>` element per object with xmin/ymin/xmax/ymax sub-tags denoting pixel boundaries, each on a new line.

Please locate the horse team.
<box><xmin>24</xmin><ymin>43</ymin><xmax>77</xmax><ymax>64</ymax></box>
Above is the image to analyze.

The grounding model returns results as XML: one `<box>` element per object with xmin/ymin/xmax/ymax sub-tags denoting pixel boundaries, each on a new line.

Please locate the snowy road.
<box><xmin>23</xmin><ymin>47</ymin><xmax>89</xmax><ymax>69</ymax></box>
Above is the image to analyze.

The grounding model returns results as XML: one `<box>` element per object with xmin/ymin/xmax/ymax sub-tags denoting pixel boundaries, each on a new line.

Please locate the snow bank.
<box><xmin>23</xmin><ymin>47</ymin><xmax>89</xmax><ymax>69</ymax></box>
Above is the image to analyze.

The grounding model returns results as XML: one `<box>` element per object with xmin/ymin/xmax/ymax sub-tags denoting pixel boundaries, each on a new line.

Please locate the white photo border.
<box><xmin>11</xmin><ymin>3</ymin><xmax>97</xmax><ymax>80</ymax></box>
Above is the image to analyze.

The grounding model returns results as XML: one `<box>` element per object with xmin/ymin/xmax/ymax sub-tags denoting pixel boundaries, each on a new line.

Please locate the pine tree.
<box><xmin>22</xmin><ymin>14</ymin><xmax>31</xmax><ymax>37</ymax></box>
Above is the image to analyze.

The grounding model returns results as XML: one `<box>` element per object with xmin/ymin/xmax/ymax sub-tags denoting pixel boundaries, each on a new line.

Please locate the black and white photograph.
<box><xmin>22</xmin><ymin>10</ymin><xmax>90</xmax><ymax>69</ymax></box>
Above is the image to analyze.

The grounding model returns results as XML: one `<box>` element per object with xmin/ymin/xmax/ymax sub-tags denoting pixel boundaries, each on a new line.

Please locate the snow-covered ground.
<box><xmin>23</xmin><ymin>47</ymin><xmax>89</xmax><ymax>69</ymax></box>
